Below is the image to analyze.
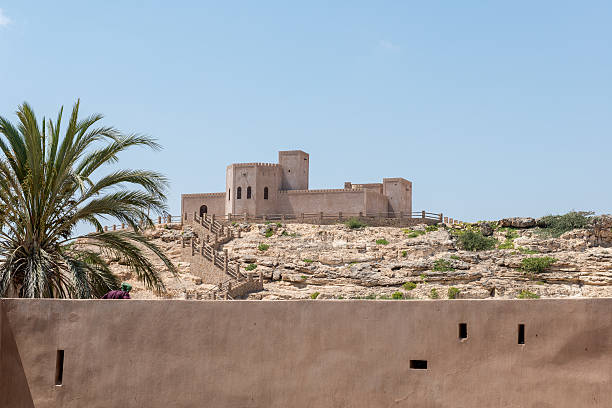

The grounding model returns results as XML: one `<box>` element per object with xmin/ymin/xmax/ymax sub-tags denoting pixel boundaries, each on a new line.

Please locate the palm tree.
<box><xmin>0</xmin><ymin>100</ymin><xmax>176</xmax><ymax>298</ymax></box>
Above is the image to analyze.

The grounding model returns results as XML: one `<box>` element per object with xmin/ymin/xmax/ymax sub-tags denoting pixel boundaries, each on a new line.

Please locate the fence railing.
<box><xmin>100</xmin><ymin>214</ymin><xmax>182</xmax><ymax>232</ymax></box>
<box><xmin>183</xmin><ymin>210</ymin><xmax>444</xmax><ymax>225</ymax></box>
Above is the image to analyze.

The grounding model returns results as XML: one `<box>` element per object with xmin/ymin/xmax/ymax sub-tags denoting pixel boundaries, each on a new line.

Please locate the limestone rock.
<box><xmin>499</xmin><ymin>217</ymin><xmax>536</xmax><ymax>228</ymax></box>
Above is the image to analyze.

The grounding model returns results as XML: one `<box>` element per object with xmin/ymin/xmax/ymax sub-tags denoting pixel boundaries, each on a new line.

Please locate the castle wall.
<box><xmin>3</xmin><ymin>298</ymin><xmax>612</xmax><ymax>408</ymax></box>
<box><xmin>383</xmin><ymin>178</ymin><xmax>412</xmax><ymax>215</ymax></box>
<box><xmin>278</xmin><ymin>150</ymin><xmax>309</xmax><ymax>190</ymax></box>
<box><xmin>276</xmin><ymin>189</ymin><xmax>366</xmax><ymax>215</ymax></box>
<box><xmin>253</xmin><ymin>164</ymin><xmax>282</xmax><ymax>215</ymax></box>
<box><xmin>363</xmin><ymin>190</ymin><xmax>389</xmax><ymax>214</ymax></box>
<box><xmin>181</xmin><ymin>193</ymin><xmax>226</xmax><ymax>219</ymax></box>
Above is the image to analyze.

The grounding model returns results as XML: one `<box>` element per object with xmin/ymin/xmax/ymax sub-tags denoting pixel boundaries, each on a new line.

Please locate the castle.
<box><xmin>181</xmin><ymin>150</ymin><xmax>413</xmax><ymax>218</ymax></box>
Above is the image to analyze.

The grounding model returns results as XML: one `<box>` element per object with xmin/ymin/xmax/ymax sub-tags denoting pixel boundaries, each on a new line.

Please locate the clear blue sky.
<box><xmin>1</xmin><ymin>1</ymin><xmax>610</xmax><ymax>221</ymax></box>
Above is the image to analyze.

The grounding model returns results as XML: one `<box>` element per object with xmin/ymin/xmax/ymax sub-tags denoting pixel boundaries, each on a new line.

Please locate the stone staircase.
<box><xmin>180</xmin><ymin>212</ymin><xmax>264</xmax><ymax>299</ymax></box>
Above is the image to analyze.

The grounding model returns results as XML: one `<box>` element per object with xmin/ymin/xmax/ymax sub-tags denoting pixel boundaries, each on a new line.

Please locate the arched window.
<box><xmin>264</xmin><ymin>187</ymin><xmax>269</xmax><ymax>200</ymax></box>
<box><xmin>199</xmin><ymin>205</ymin><xmax>208</xmax><ymax>217</ymax></box>
<box><xmin>236</xmin><ymin>187</ymin><xmax>242</xmax><ymax>199</ymax></box>
<box><xmin>246</xmin><ymin>186</ymin><xmax>252</xmax><ymax>199</ymax></box>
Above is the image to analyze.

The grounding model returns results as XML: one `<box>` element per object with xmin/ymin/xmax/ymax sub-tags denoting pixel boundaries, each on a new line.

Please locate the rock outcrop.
<box><xmin>109</xmin><ymin>216</ymin><xmax>612</xmax><ymax>301</ymax></box>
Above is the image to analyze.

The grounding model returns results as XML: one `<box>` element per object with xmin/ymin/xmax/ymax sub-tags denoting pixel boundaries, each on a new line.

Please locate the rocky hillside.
<box><xmin>116</xmin><ymin>215</ymin><xmax>612</xmax><ymax>300</ymax></box>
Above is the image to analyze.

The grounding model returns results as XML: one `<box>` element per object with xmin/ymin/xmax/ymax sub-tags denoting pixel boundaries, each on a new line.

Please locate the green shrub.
<box><xmin>303</xmin><ymin>259</ymin><xmax>314</xmax><ymax>263</ymax></box>
<box><xmin>403</xmin><ymin>282</ymin><xmax>417</xmax><ymax>291</ymax></box>
<box><xmin>300</xmin><ymin>275</ymin><xmax>308</xmax><ymax>280</ymax></box>
<box><xmin>520</xmin><ymin>257</ymin><xmax>557</xmax><ymax>274</ymax></box>
<box><xmin>378</xmin><ymin>294</ymin><xmax>390</xmax><ymax>300</ymax></box>
<box><xmin>403</xmin><ymin>229</ymin><xmax>425</xmax><ymax>238</ymax></box>
<box><xmin>391</xmin><ymin>291</ymin><xmax>404</xmax><ymax>300</ymax></box>
<box><xmin>429</xmin><ymin>288</ymin><xmax>439</xmax><ymax>299</ymax></box>
<box><xmin>337</xmin><ymin>295</ymin><xmax>344</xmax><ymax>299</ymax></box>
<box><xmin>517</xmin><ymin>290</ymin><xmax>540</xmax><ymax>299</ymax></box>
<box><xmin>401</xmin><ymin>250</ymin><xmax>407</xmax><ymax>257</ymax></box>
<box><xmin>456</xmin><ymin>230</ymin><xmax>497</xmax><ymax>251</ymax></box>
<box><xmin>450</xmin><ymin>254</ymin><xmax>460</xmax><ymax>260</ymax></box>
<box><xmin>537</xmin><ymin>211</ymin><xmax>594</xmax><ymax>237</ymax></box>
<box><xmin>245</xmin><ymin>263</ymin><xmax>257</xmax><ymax>271</ymax></box>
<box><xmin>231</xmin><ymin>221</ymin><xmax>237</xmax><ymax>226</ymax></box>
<box><xmin>281</xmin><ymin>230</ymin><xmax>289</xmax><ymax>236</ymax></box>
<box><xmin>346</xmin><ymin>218</ymin><xmax>366</xmax><ymax>229</ymax></box>
<box><xmin>425</xmin><ymin>224</ymin><xmax>439</xmax><ymax>232</ymax></box>
<box><xmin>375</xmin><ymin>238</ymin><xmax>389</xmax><ymax>245</ymax></box>
<box><xmin>364</xmin><ymin>293</ymin><xmax>377</xmax><ymax>300</ymax></box>
<box><xmin>498</xmin><ymin>240</ymin><xmax>515</xmax><ymax>249</ymax></box>
<box><xmin>276</xmin><ymin>222</ymin><xmax>282</xmax><ymax>227</ymax></box>
<box><xmin>265</xmin><ymin>229</ymin><xmax>274</xmax><ymax>238</ymax></box>
<box><xmin>258</xmin><ymin>243</ymin><xmax>270</xmax><ymax>251</ymax></box>
<box><xmin>448</xmin><ymin>287</ymin><xmax>460</xmax><ymax>299</ymax></box>
<box><xmin>518</xmin><ymin>247</ymin><xmax>539</xmax><ymax>254</ymax></box>
<box><xmin>432</xmin><ymin>259</ymin><xmax>454</xmax><ymax>272</ymax></box>
<box><xmin>419</xmin><ymin>273</ymin><xmax>427</xmax><ymax>282</ymax></box>
<box><xmin>310</xmin><ymin>292</ymin><xmax>320</xmax><ymax>299</ymax></box>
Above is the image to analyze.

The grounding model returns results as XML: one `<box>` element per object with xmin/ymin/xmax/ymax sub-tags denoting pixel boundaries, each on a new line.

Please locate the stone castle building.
<box><xmin>181</xmin><ymin>150</ymin><xmax>412</xmax><ymax>218</ymax></box>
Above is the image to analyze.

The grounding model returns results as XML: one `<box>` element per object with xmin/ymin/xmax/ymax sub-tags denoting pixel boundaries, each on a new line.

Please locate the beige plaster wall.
<box><xmin>277</xmin><ymin>189</ymin><xmax>367</xmax><ymax>215</ymax></box>
<box><xmin>278</xmin><ymin>150</ymin><xmax>309</xmax><ymax>190</ymax></box>
<box><xmin>3</xmin><ymin>298</ymin><xmax>612</xmax><ymax>408</ymax></box>
<box><xmin>364</xmin><ymin>190</ymin><xmax>389</xmax><ymax>214</ymax></box>
<box><xmin>0</xmin><ymin>302</ymin><xmax>34</xmax><ymax>408</ymax></box>
<box><xmin>383</xmin><ymin>177</ymin><xmax>412</xmax><ymax>215</ymax></box>
<box><xmin>181</xmin><ymin>193</ymin><xmax>226</xmax><ymax>218</ymax></box>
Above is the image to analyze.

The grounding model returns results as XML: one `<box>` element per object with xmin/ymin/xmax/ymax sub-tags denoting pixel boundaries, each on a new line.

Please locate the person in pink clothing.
<box><xmin>101</xmin><ymin>283</ymin><xmax>132</xmax><ymax>299</ymax></box>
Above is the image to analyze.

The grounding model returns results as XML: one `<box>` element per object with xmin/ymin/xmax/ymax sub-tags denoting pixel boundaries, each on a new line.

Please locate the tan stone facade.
<box><xmin>182</xmin><ymin>150</ymin><xmax>413</xmax><ymax>219</ymax></box>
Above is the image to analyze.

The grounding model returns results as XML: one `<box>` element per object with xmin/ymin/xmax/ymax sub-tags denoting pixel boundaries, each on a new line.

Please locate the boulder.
<box><xmin>499</xmin><ymin>217</ymin><xmax>536</xmax><ymax>228</ymax></box>
<box><xmin>479</xmin><ymin>222</ymin><xmax>494</xmax><ymax>236</ymax></box>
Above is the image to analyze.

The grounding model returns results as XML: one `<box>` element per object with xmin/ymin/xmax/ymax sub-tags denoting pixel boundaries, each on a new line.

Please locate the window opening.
<box><xmin>409</xmin><ymin>360</ymin><xmax>428</xmax><ymax>370</ymax></box>
<box><xmin>55</xmin><ymin>350</ymin><xmax>65</xmax><ymax>385</ymax></box>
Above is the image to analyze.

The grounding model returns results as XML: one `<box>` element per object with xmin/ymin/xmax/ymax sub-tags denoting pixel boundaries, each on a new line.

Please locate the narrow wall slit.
<box><xmin>409</xmin><ymin>360</ymin><xmax>428</xmax><ymax>370</ymax></box>
<box><xmin>55</xmin><ymin>350</ymin><xmax>64</xmax><ymax>385</ymax></box>
<box><xmin>518</xmin><ymin>324</ymin><xmax>525</xmax><ymax>345</ymax></box>
<box><xmin>459</xmin><ymin>323</ymin><xmax>468</xmax><ymax>339</ymax></box>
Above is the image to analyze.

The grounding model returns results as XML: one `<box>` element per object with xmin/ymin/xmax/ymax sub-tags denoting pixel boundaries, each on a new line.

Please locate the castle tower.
<box><xmin>278</xmin><ymin>150</ymin><xmax>309</xmax><ymax>190</ymax></box>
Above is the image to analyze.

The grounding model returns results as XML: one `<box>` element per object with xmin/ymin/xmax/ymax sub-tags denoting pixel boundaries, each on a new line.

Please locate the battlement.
<box><xmin>227</xmin><ymin>162</ymin><xmax>280</xmax><ymax>169</ymax></box>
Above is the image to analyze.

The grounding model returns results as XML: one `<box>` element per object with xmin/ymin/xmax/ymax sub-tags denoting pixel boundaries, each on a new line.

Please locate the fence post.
<box><xmin>224</xmin><ymin>249</ymin><xmax>228</xmax><ymax>273</ymax></box>
<box><xmin>235</xmin><ymin>264</ymin><xmax>240</xmax><ymax>279</ymax></box>
<box><xmin>444</xmin><ymin>217</ymin><xmax>448</xmax><ymax>224</ymax></box>
<box><xmin>158</xmin><ymin>216</ymin><xmax>162</xmax><ymax>224</ymax></box>
<box><xmin>301</xmin><ymin>213</ymin><xmax>305</xmax><ymax>222</ymax></box>
<box><xmin>422</xmin><ymin>210</ymin><xmax>426</xmax><ymax>219</ymax></box>
<box><xmin>168</xmin><ymin>215</ymin><xmax>172</xmax><ymax>224</ymax></box>
<box><xmin>193</xmin><ymin>211</ymin><xmax>197</xmax><ymax>221</ymax></box>
<box><xmin>359</xmin><ymin>211</ymin><xmax>363</xmax><ymax>218</ymax></box>
<box><xmin>112</xmin><ymin>225</ymin><xmax>116</xmax><ymax>231</ymax></box>
<box><xmin>122</xmin><ymin>223</ymin><xmax>125</xmax><ymax>229</ymax></box>
<box><xmin>439</xmin><ymin>213</ymin><xmax>443</xmax><ymax>223</ymax></box>
<box><xmin>338</xmin><ymin>211</ymin><xmax>342</xmax><ymax>221</ymax></box>
<box><xmin>399</xmin><ymin>211</ymin><xmax>403</xmax><ymax>221</ymax></box>
<box><xmin>319</xmin><ymin>212</ymin><xmax>323</xmax><ymax>225</ymax></box>
<box><xmin>212</xmin><ymin>250</ymin><xmax>216</xmax><ymax>265</ymax></box>
<box><xmin>104</xmin><ymin>226</ymin><xmax>108</xmax><ymax>232</ymax></box>
<box><xmin>191</xmin><ymin>239</ymin><xmax>194</xmax><ymax>256</ymax></box>
<box><xmin>212</xmin><ymin>291</ymin><xmax>216</xmax><ymax>300</ymax></box>
<box><xmin>281</xmin><ymin>214</ymin><xmax>285</xmax><ymax>222</ymax></box>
